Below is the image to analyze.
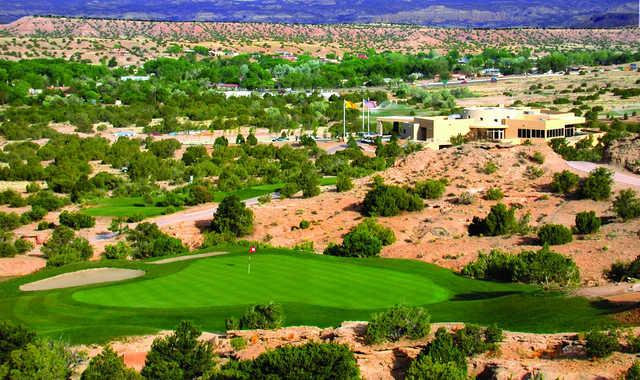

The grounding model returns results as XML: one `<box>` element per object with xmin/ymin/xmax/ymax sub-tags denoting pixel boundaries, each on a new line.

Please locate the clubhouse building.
<box><xmin>376</xmin><ymin>106</ymin><xmax>586</xmax><ymax>149</ymax></box>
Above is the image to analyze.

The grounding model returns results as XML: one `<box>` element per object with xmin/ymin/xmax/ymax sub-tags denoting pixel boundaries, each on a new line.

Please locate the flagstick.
<box><xmin>248</xmin><ymin>255</ymin><xmax>251</xmax><ymax>274</ymax></box>
<box><xmin>343</xmin><ymin>99</ymin><xmax>346</xmax><ymax>142</ymax></box>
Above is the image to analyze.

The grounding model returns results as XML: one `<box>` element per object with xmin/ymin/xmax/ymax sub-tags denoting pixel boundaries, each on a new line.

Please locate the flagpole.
<box><xmin>367</xmin><ymin>98</ymin><xmax>370</xmax><ymax>135</ymax></box>
<box><xmin>362</xmin><ymin>99</ymin><xmax>365</xmax><ymax>133</ymax></box>
<box><xmin>343</xmin><ymin>99</ymin><xmax>346</xmax><ymax>142</ymax></box>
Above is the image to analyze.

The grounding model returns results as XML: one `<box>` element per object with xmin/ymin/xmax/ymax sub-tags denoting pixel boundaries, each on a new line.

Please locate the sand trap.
<box><xmin>147</xmin><ymin>252</ymin><xmax>228</xmax><ymax>265</ymax></box>
<box><xmin>20</xmin><ymin>268</ymin><xmax>145</xmax><ymax>292</ymax></box>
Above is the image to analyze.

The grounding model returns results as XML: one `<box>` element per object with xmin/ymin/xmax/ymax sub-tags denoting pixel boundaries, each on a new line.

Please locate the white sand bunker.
<box><xmin>20</xmin><ymin>268</ymin><xmax>145</xmax><ymax>292</ymax></box>
<box><xmin>148</xmin><ymin>251</ymin><xmax>228</xmax><ymax>265</ymax></box>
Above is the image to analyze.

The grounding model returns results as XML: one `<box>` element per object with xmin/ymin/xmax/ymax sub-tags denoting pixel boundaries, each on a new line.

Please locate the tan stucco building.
<box><xmin>376</xmin><ymin>106</ymin><xmax>586</xmax><ymax>149</ymax></box>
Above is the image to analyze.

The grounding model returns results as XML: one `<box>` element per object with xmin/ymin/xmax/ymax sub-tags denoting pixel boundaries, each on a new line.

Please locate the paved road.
<box><xmin>421</xmin><ymin>72</ymin><xmax>561</xmax><ymax>88</ymax></box>
<box><xmin>567</xmin><ymin>161</ymin><xmax>640</xmax><ymax>188</ymax></box>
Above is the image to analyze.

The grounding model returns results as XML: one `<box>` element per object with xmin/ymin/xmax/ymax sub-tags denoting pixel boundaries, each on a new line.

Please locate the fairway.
<box><xmin>0</xmin><ymin>248</ymin><xmax>626</xmax><ymax>344</ymax></box>
<box><xmin>73</xmin><ymin>254</ymin><xmax>449</xmax><ymax>309</ymax></box>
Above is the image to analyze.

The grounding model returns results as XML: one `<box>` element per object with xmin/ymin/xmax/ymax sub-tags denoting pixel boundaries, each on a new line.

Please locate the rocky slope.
<box><xmin>604</xmin><ymin>135</ymin><xmax>640</xmax><ymax>175</ymax></box>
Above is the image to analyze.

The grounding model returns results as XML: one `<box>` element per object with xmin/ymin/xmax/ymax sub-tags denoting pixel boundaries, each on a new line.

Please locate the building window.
<box><xmin>487</xmin><ymin>129</ymin><xmax>504</xmax><ymax>140</ymax></box>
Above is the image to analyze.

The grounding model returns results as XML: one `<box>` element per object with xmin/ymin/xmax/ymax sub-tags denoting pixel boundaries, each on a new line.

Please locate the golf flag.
<box><xmin>249</xmin><ymin>246</ymin><xmax>256</xmax><ymax>254</ymax></box>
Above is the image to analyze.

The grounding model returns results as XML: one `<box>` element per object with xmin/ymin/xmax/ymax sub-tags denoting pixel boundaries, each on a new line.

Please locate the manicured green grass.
<box><xmin>83</xmin><ymin>179</ymin><xmax>336</xmax><ymax>218</ymax></box>
<box><xmin>81</xmin><ymin>197</ymin><xmax>171</xmax><ymax>218</ymax></box>
<box><xmin>0</xmin><ymin>247</ymin><xmax>624</xmax><ymax>344</ymax></box>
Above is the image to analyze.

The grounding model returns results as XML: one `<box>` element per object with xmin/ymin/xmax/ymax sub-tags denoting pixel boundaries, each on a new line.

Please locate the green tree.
<box><xmin>3</xmin><ymin>339</ymin><xmax>76</xmax><ymax>380</ymax></box>
<box><xmin>574</xmin><ymin>211</ymin><xmax>601</xmax><ymax>234</ymax></box>
<box><xmin>126</xmin><ymin>222</ymin><xmax>187</xmax><ymax>259</ymax></box>
<box><xmin>141</xmin><ymin>321</ymin><xmax>213</xmax><ymax>380</ymax></box>
<box><xmin>613</xmin><ymin>189</ymin><xmax>640</xmax><ymax>221</ymax></box>
<box><xmin>335</xmin><ymin>173</ymin><xmax>353</xmax><ymax>192</ymax></box>
<box><xmin>537</xmin><ymin>224</ymin><xmax>573</xmax><ymax>245</ymax></box>
<box><xmin>585</xmin><ymin>330</ymin><xmax>618</xmax><ymax>358</ymax></box>
<box><xmin>211</xmin><ymin>195</ymin><xmax>254</xmax><ymax>237</ymax></box>
<box><xmin>405</xmin><ymin>356</ymin><xmax>467</xmax><ymax>380</ymax></box>
<box><xmin>0</xmin><ymin>321</ymin><xmax>35</xmax><ymax>364</ymax></box>
<box><xmin>579</xmin><ymin>167</ymin><xmax>613</xmax><ymax>201</ymax></box>
<box><xmin>468</xmin><ymin>203</ymin><xmax>517</xmax><ymax>236</ymax></box>
<box><xmin>82</xmin><ymin>346</ymin><xmax>141</xmax><ymax>380</ymax></box>
<box><xmin>42</xmin><ymin>225</ymin><xmax>93</xmax><ymax>267</ymax></box>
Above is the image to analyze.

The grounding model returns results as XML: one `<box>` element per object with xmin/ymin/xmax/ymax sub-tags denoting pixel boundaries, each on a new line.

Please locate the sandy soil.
<box><xmin>147</xmin><ymin>251</ymin><xmax>227</xmax><ymax>264</ymax></box>
<box><xmin>74</xmin><ymin>322</ymin><xmax>640</xmax><ymax>379</ymax></box>
<box><xmin>19</xmin><ymin>268</ymin><xmax>145</xmax><ymax>291</ymax></box>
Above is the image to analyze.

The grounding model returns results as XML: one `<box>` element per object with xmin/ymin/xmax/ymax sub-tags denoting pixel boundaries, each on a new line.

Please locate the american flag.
<box><xmin>363</xmin><ymin>100</ymin><xmax>378</xmax><ymax>109</ymax></box>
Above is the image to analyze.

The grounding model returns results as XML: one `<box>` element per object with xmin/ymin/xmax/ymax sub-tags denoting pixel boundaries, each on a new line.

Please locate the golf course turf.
<box><xmin>0</xmin><ymin>247</ymin><xmax>625</xmax><ymax>344</ymax></box>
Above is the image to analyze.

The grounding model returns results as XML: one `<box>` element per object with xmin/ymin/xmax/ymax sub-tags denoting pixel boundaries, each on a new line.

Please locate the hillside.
<box><xmin>0</xmin><ymin>0</ymin><xmax>637</xmax><ymax>27</ymax></box>
<box><xmin>1</xmin><ymin>16</ymin><xmax>639</xmax><ymax>56</ymax></box>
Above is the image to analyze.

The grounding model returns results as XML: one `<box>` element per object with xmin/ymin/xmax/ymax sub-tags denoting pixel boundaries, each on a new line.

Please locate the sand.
<box><xmin>20</xmin><ymin>268</ymin><xmax>145</xmax><ymax>292</ymax></box>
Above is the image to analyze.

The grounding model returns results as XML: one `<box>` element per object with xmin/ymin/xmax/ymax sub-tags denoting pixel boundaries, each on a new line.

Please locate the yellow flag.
<box><xmin>345</xmin><ymin>101</ymin><xmax>359</xmax><ymax>110</ymax></box>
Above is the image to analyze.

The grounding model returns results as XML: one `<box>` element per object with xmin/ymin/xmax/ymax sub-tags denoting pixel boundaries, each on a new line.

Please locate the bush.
<box><xmin>230</xmin><ymin>337</ymin><xmax>246</xmax><ymax>351</ymax></box>
<box><xmin>335</xmin><ymin>173</ymin><xmax>353</xmax><ymax>192</ymax></box>
<box><xmin>365</xmin><ymin>305</ymin><xmax>431</xmax><ymax>344</ymax></box>
<box><xmin>574</xmin><ymin>211</ymin><xmax>601</xmax><ymax>234</ymax></box>
<box><xmin>484</xmin><ymin>187</ymin><xmax>504</xmax><ymax>201</ymax></box>
<box><xmin>606</xmin><ymin>256</ymin><xmax>640</xmax><ymax>282</ymax></box>
<box><xmin>141</xmin><ymin>321</ymin><xmax>213</xmax><ymax>380</ymax></box>
<box><xmin>324</xmin><ymin>218</ymin><xmax>395</xmax><ymax>258</ymax></box>
<box><xmin>0</xmin><ymin>212</ymin><xmax>22</xmax><ymax>231</ymax></box>
<box><xmin>626</xmin><ymin>361</ymin><xmax>640</xmax><ymax>380</ymax></box>
<box><xmin>279</xmin><ymin>182</ymin><xmax>299</xmax><ymax>198</ymax></box>
<box><xmin>613</xmin><ymin>189</ymin><xmax>640</xmax><ymax>221</ymax></box>
<box><xmin>102</xmin><ymin>242</ymin><xmax>132</xmax><ymax>260</ymax></box>
<box><xmin>484</xmin><ymin>325</ymin><xmax>504</xmax><ymax>344</ymax></box>
<box><xmin>236</xmin><ymin>303</ymin><xmax>284</xmax><ymax>330</ymax></box>
<box><xmin>468</xmin><ymin>203</ymin><xmax>517</xmax><ymax>236</ymax></box>
<box><xmin>81</xmin><ymin>346</ymin><xmax>141</xmax><ymax>380</ymax></box>
<box><xmin>362</xmin><ymin>183</ymin><xmax>423</xmax><ymax>217</ymax></box>
<box><xmin>405</xmin><ymin>356</ymin><xmax>467</xmax><ymax>380</ymax></box>
<box><xmin>211</xmin><ymin>195</ymin><xmax>254</xmax><ymax>237</ymax></box>
<box><xmin>454</xmin><ymin>325</ymin><xmax>488</xmax><ymax>356</ymax></box>
<box><xmin>213</xmin><ymin>342</ymin><xmax>359</xmax><ymax>380</ymax></box>
<box><xmin>456</xmin><ymin>191</ymin><xmax>474</xmax><ymax>205</ymax></box>
<box><xmin>483</xmin><ymin>161</ymin><xmax>498</xmax><ymax>174</ymax></box>
<box><xmin>419</xmin><ymin>328</ymin><xmax>467</xmax><ymax>371</ymax></box>
<box><xmin>579</xmin><ymin>167</ymin><xmax>613</xmax><ymax>201</ymax></box>
<box><xmin>42</xmin><ymin>225</ymin><xmax>93</xmax><ymax>267</ymax></box>
<box><xmin>531</xmin><ymin>151</ymin><xmax>545</xmax><ymax>164</ymax></box>
<box><xmin>414</xmin><ymin>179</ymin><xmax>446</xmax><ymax>199</ymax></box>
<box><xmin>585</xmin><ymin>330</ymin><xmax>618</xmax><ymax>358</ymax></box>
<box><xmin>537</xmin><ymin>224</ymin><xmax>573</xmax><ymax>245</ymax></box>
<box><xmin>59</xmin><ymin>211</ymin><xmax>96</xmax><ymax>230</ymax></box>
<box><xmin>298</xmin><ymin>220</ymin><xmax>310</xmax><ymax>229</ymax></box>
<box><xmin>462</xmin><ymin>247</ymin><xmax>579</xmax><ymax>286</ymax></box>
<box><xmin>14</xmin><ymin>238</ymin><xmax>33</xmax><ymax>254</ymax></box>
<box><xmin>551</xmin><ymin>170</ymin><xmax>580</xmax><ymax>194</ymax></box>
<box><xmin>524</xmin><ymin>165</ymin><xmax>544</xmax><ymax>179</ymax></box>
<box><xmin>0</xmin><ymin>320</ymin><xmax>36</xmax><ymax>364</ymax></box>
<box><xmin>126</xmin><ymin>222</ymin><xmax>188</xmax><ymax>259</ymax></box>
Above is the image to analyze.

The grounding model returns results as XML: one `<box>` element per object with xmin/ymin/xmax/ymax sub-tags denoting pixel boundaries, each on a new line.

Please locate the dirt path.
<box><xmin>567</xmin><ymin>161</ymin><xmax>640</xmax><ymax>188</ymax></box>
<box><xmin>147</xmin><ymin>251</ymin><xmax>228</xmax><ymax>264</ymax></box>
<box><xmin>20</xmin><ymin>268</ymin><xmax>145</xmax><ymax>291</ymax></box>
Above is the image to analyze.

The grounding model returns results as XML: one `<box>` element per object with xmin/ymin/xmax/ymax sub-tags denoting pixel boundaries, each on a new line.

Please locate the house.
<box><xmin>215</xmin><ymin>83</ymin><xmax>241</xmax><ymax>90</ymax></box>
<box><xmin>120</xmin><ymin>75</ymin><xmax>151</xmax><ymax>81</ymax></box>
<box><xmin>480</xmin><ymin>68</ymin><xmax>501</xmax><ymax>77</ymax></box>
<box><xmin>376</xmin><ymin>106</ymin><xmax>586</xmax><ymax>149</ymax></box>
<box><xmin>28</xmin><ymin>88</ymin><xmax>43</xmax><ymax>96</ymax></box>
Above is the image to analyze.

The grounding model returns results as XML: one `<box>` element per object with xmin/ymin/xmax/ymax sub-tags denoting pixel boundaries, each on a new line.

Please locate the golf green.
<box><xmin>0</xmin><ymin>248</ymin><xmax>626</xmax><ymax>344</ymax></box>
<box><xmin>72</xmin><ymin>254</ymin><xmax>450</xmax><ymax>309</ymax></box>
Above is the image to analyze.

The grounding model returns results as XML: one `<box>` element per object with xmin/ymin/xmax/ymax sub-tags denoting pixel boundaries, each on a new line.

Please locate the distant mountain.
<box><xmin>0</xmin><ymin>0</ymin><xmax>638</xmax><ymax>27</ymax></box>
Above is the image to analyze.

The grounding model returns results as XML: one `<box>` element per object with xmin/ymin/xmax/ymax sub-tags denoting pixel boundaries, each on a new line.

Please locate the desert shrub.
<box><xmin>230</xmin><ymin>337</ymin><xmax>246</xmax><ymax>351</ymax></box>
<box><xmin>324</xmin><ymin>218</ymin><xmax>395</xmax><ymax>258</ymax></box>
<box><xmin>13</xmin><ymin>238</ymin><xmax>33</xmax><ymax>254</ymax></box>
<box><xmin>613</xmin><ymin>189</ymin><xmax>640</xmax><ymax>221</ymax></box>
<box><xmin>524</xmin><ymin>165</ymin><xmax>544</xmax><ymax>179</ymax></box>
<box><xmin>456</xmin><ymin>191</ymin><xmax>474</xmax><ymax>205</ymax></box>
<box><xmin>468</xmin><ymin>203</ymin><xmax>517</xmax><ymax>236</ymax></box>
<box><xmin>414</xmin><ymin>179</ymin><xmax>447</xmax><ymax>199</ymax></box>
<box><xmin>531</xmin><ymin>151</ymin><xmax>545</xmax><ymax>164</ymax></box>
<box><xmin>483</xmin><ymin>161</ymin><xmax>498</xmax><ymax>174</ymax></box>
<box><xmin>21</xmin><ymin>206</ymin><xmax>47</xmax><ymax>223</ymax></box>
<box><xmin>279</xmin><ymin>182</ymin><xmax>299</xmax><ymax>198</ymax></box>
<box><xmin>365</xmin><ymin>305</ymin><xmax>431</xmax><ymax>344</ymax></box>
<box><xmin>454</xmin><ymin>325</ymin><xmax>490</xmax><ymax>356</ymax></box>
<box><xmin>419</xmin><ymin>328</ymin><xmax>467</xmax><ymax>371</ymax></box>
<box><xmin>2</xmin><ymin>338</ymin><xmax>76</xmax><ymax>380</ymax></box>
<box><xmin>462</xmin><ymin>247</ymin><xmax>579</xmax><ymax>286</ymax></box>
<box><xmin>574</xmin><ymin>211</ymin><xmax>601</xmax><ymax>234</ymax></box>
<box><xmin>211</xmin><ymin>195</ymin><xmax>254</xmax><ymax>237</ymax></box>
<box><xmin>246</xmin><ymin>133</ymin><xmax>258</xmax><ymax>146</ymax></box>
<box><xmin>336</xmin><ymin>173</ymin><xmax>353</xmax><ymax>192</ymax></box>
<box><xmin>298</xmin><ymin>220</ymin><xmax>310</xmax><ymax>229</ymax></box>
<box><xmin>59</xmin><ymin>211</ymin><xmax>96</xmax><ymax>230</ymax></box>
<box><xmin>141</xmin><ymin>321</ymin><xmax>213</xmax><ymax>380</ymax></box>
<box><xmin>0</xmin><ymin>212</ymin><xmax>22</xmax><ymax>231</ymax></box>
<box><xmin>484</xmin><ymin>325</ymin><xmax>504</xmax><ymax>344</ymax></box>
<box><xmin>126</xmin><ymin>222</ymin><xmax>187</xmax><ymax>259</ymax></box>
<box><xmin>237</xmin><ymin>303</ymin><xmax>284</xmax><ymax>330</ymax></box>
<box><xmin>213</xmin><ymin>342</ymin><xmax>359</xmax><ymax>380</ymax></box>
<box><xmin>81</xmin><ymin>346</ymin><xmax>141</xmax><ymax>380</ymax></box>
<box><xmin>627</xmin><ymin>361</ymin><xmax>640</xmax><ymax>380</ymax></box>
<box><xmin>27</xmin><ymin>191</ymin><xmax>69</xmax><ymax>211</ymax></box>
<box><xmin>362</xmin><ymin>183</ymin><xmax>423</xmax><ymax>217</ymax></box>
<box><xmin>102</xmin><ymin>242</ymin><xmax>132</xmax><ymax>260</ymax></box>
<box><xmin>579</xmin><ymin>167</ymin><xmax>613</xmax><ymax>201</ymax></box>
<box><xmin>585</xmin><ymin>330</ymin><xmax>619</xmax><ymax>358</ymax></box>
<box><xmin>26</xmin><ymin>182</ymin><xmax>40</xmax><ymax>193</ymax></box>
<box><xmin>484</xmin><ymin>187</ymin><xmax>504</xmax><ymax>201</ymax></box>
<box><xmin>42</xmin><ymin>225</ymin><xmax>93</xmax><ymax>267</ymax></box>
<box><xmin>537</xmin><ymin>224</ymin><xmax>573</xmax><ymax>245</ymax></box>
<box><xmin>605</xmin><ymin>256</ymin><xmax>640</xmax><ymax>282</ymax></box>
<box><xmin>550</xmin><ymin>170</ymin><xmax>580</xmax><ymax>194</ymax></box>
<box><xmin>0</xmin><ymin>190</ymin><xmax>27</xmax><ymax>207</ymax></box>
<box><xmin>405</xmin><ymin>356</ymin><xmax>467</xmax><ymax>380</ymax></box>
